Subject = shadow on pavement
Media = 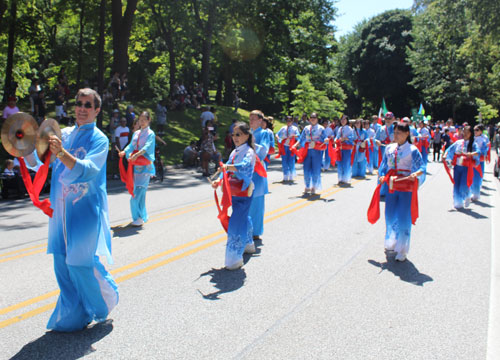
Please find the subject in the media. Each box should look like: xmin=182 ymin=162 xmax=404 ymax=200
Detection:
xmin=448 ymin=208 xmax=489 ymax=219
xmin=10 ymin=320 xmax=114 ymax=360
xmin=367 ymin=253 xmax=433 ymax=286
xmin=472 ymin=199 xmax=493 ymax=208
xmin=197 ymin=267 xmax=247 ymax=300
xmin=111 ymin=224 xmax=143 ymax=237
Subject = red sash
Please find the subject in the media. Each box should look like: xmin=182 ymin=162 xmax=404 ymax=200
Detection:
xmin=327 ymin=141 xmax=336 ymax=165
xmin=367 ymin=169 xmax=419 ymax=225
xmin=443 ymin=154 xmax=477 ymax=187
xmin=487 ymin=143 xmax=491 ymax=163
xmin=119 ymin=150 xmax=152 ymax=197
xmin=18 ymin=153 xmax=53 ymax=217
xmin=254 ymin=156 xmax=267 ymax=177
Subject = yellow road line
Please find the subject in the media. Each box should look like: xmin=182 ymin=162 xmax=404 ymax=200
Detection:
xmin=0 ymin=178 xmax=359 ymax=327
xmin=0 ymin=248 xmax=47 ymax=264
xmin=0 ymin=244 xmax=46 ymax=258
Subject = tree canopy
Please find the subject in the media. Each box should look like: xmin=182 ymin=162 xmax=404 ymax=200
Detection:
xmin=0 ymin=0 xmax=498 ymax=123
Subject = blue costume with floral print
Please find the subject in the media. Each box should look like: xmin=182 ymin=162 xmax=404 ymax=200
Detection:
xmin=224 ymin=143 xmax=255 ymax=267
xmin=249 ymin=127 xmax=270 ymax=237
xmin=378 ymin=142 xmax=425 ymax=260
xmin=29 ymin=123 xmax=119 ymax=332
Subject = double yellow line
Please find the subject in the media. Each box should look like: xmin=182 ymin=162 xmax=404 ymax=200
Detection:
xmin=0 ymin=180 xmax=360 ymax=329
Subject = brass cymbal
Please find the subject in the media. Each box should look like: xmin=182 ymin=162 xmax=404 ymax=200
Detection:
xmin=36 ymin=118 xmax=62 ymax=163
xmin=1 ymin=112 xmax=38 ymax=157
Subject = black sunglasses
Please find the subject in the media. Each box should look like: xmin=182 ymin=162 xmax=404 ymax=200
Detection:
xmin=232 ymin=132 xmax=244 ymax=137
xmin=75 ymin=101 xmax=94 ymax=109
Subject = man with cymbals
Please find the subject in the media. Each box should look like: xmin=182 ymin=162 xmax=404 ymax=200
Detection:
xmin=26 ymin=88 xmax=118 ymax=332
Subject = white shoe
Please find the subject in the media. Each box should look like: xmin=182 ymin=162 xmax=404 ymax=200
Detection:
xmin=131 ymin=218 xmax=144 ymax=226
xmin=225 ymin=259 xmax=243 ymax=270
xmin=311 ymin=188 xmax=316 ymax=195
xmin=244 ymin=243 xmax=256 ymax=254
xmin=464 ymin=197 xmax=471 ymax=208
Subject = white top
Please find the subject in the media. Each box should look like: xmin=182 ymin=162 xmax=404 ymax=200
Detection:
xmin=114 ymin=126 xmax=130 ymax=150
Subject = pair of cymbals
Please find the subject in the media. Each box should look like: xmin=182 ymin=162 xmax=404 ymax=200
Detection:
xmin=1 ymin=112 xmax=61 ymax=162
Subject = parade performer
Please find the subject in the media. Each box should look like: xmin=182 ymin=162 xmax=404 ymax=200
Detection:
xmin=275 ymin=115 xmax=299 ymax=182
xmin=262 ymin=117 xmax=275 ymax=170
xmin=367 ymin=122 xmax=425 ymax=262
xmin=375 ymin=112 xmax=396 ymax=195
xmin=471 ymin=124 xmax=490 ymax=201
xmin=26 ymin=88 xmax=118 ymax=331
xmin=335 ymin=115 xmax=355 ymax=185
xmin=370 ymin=115 xmax=381 ymax=169
xmin=415 ymin=121 xmax=430 ymax=166
xmin=212 ymin=122 xmax=256 ymax=270
xmin=443 ymin=126 xmax=479 ymax=209
xmin=322 ymin=119 xmax=335 ymax=171
xmin=364 ymin=120 xmax=376 ymax=174
xmin=292 ymin=112 xmax=327 ymax=194
xmin=248 ymin=110 xmax=270 ymax=241
xmin=352 ymin=119 xmax=368 ymax=178
xmin=119 ymin=111 xmax=156 ymax=226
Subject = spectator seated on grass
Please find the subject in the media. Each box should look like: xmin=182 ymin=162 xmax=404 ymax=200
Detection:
xmin=183 ymin=141 xmax=199 ymax=167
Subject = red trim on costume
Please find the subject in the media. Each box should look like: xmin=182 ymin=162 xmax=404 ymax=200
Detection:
xmin=214 ymin=162 xmax=231 ymax=232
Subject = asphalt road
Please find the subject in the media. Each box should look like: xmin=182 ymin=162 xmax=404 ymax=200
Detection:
xmin=0 ymin=156 xmax=498 ymax=360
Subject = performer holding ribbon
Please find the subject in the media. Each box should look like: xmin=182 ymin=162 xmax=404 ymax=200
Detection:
xmin=212 ymin=122 xmax=256 ymax=270
xmin=334 ymin=115 xmax=355 ymax=185
xmin=471 ymin=124 xmax=490 ymax=201
xmin=248 ymin=110 xmax=270 ymax=241
xmin=275 ymin=115 xmax=300 ymax=182
xmin=119 ymin=111 xmax=156 ymax=226
xmin=26 ymin=88 xmax=118 ymax=331
xmin=262 ymin=117 xmax=275 ymax=170
xmin=416 ymin=120 xmax=431 ymax=166
xmin=367 ymin=121 xmax=425 ymax=262
xmin=352 ymin=118 xmax=368 ymax=178
xmin=292 ymin=112 xmax=327 ymax=194
xmin=364 ymin=119 xmax=376 ymax=175
xmin=375 ymin=112 xmax=396 ymax=196
xmin=322 ymin=119 xmax=336 ymax=171
xmin=443 ymin=125 xmax=479 ymax=209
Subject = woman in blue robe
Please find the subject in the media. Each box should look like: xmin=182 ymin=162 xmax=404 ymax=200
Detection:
xmin=352 ymin=119 xmax=368 ymax=178
xmin=275 ymin=116 xmax=300 ymax=182
xmin=213 ymin=122 xmax=256 ymax=270
xmin=445 ymin=126 xmax=479 ymax=209
xmin=292 ymin=112 xmax=327 ymax=194
xmin=471 ymin=124 xmax=489 ymax=201
xmin=364 ymin=120 xmax=377 ymax=174
xmin=119 ymin=111 xmax=156 ymax=226
xmin=378 ymin=122 xmax=425 ymax=261
xmin=335 ymin=116 xmax=355 ymax=185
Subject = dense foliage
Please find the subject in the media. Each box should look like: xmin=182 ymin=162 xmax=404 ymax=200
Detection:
xmin=0 ymin=0 xmax=498 ymax=122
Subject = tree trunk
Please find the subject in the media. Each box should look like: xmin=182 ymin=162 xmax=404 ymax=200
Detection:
xmin=76 ymin=2 xmax=85 ymax=89
xmin=193 ymin=0 xmax=216 ymax=99
xmin=166 ymin=29 xmax=176 ymax=97
xmin=111 ymin=0 xmax=138 ymax=75
xmin=223 ymin=55 xmax=233 ymax=106
xmin=97 ymin=0 xmax=106 ymax=129
xmin=2 ymin=0 xmax=16 ymax=102
xmin=215 ymin=70 xmax=223 ymax=105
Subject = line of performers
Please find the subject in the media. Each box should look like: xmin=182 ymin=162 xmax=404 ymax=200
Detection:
xmin=213 ymin=111 xmax=492 ymax=270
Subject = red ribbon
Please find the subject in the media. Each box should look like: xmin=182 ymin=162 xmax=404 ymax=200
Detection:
xmin=327 ymin=141 xmax=336 ymax=165
xmin=18 ymin=152 xmax=53 ymax=217
xmin=214 ymin=162 xmax=231 ymax=232
xmin=254 ymin=157 xmax=267 ymax=177
xmin=487 ymin=143 xmax=491 ymax=163
xmin=445 ymin=154 xmax=476 ymax=187
xmin=119 ymin=150 xmax=152 ymax=197
xmin=442 ymin=158 xmax=455 ymax=184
